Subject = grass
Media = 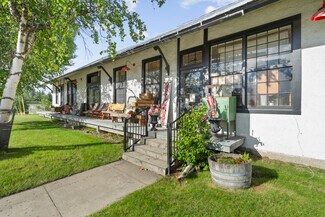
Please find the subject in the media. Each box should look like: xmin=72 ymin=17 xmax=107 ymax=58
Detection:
xmin=91 ymin=158 xmax=325 ymax=217
xmin=0 ymin=115 xmax=123 ymax=197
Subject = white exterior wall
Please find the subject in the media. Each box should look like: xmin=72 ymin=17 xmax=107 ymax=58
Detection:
xmin=207 ymin=0 xmax=325 ymax=164
xmin=100 ymin=39 xmax=178 ymax=118
xmin=180 ymin=30 xmax=204 ymax=51
xmin=53 ymin=0 xmax=325 ymax=166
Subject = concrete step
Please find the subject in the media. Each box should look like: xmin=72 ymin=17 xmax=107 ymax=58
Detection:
xmin=135 ymin=145 xmax=167 ymax=161
xmin=142 ymin=137 xmax=167 ymax=150
xmin=122 ymin=152 xmax=167 ymax=176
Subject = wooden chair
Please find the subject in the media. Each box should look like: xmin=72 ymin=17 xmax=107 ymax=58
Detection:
xmin=92 ymin=103 xmax=109 ymax=118
xmin=83 ymin=103 xmax=99 ymax=116
xmin=102 ymin=103 xmax=129 ymax=122
xmin=100 ymin=104 xmax=111 ymax=120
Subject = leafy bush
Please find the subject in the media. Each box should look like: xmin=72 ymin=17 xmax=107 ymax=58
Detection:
xmin=175 ymin=106 xmax=211 ymax=166
xmin=213 ymin=152 xmax=251 ymax=164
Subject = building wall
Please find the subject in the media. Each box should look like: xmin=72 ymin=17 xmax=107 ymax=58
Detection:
xmin=52 ymin=0 xmax=325 ymax=166
xmin=180 ymin=30 xmax=204 ymax=51
xmin=207 ymin=0 xmax=325 ymax=163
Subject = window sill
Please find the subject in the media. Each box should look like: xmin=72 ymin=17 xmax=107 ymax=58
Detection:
xmin=236 ymin=108 xmax=301 ymax=115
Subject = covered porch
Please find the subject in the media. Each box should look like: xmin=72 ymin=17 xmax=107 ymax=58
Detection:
xmin=37 ymin=111 xmax=168 ymax=139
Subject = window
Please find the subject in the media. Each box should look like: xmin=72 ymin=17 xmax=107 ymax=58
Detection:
xmin=143 ymin=57 xmax=162 ymax=104
xmin=209 ymin=15 xmax=300 ymax=114
xmin=60 ymin=84 xmax=64 ymax=105
xmin=67 ymin=82 xmax=71 ymax=105
xmin=246 ymin=25 xmax=293 ymax=107
xmin=182 ymin=51 xmax=203 ymax=67
xmin=211 ymin=39 xmax=244 ymax=107
xmin=55 ymin=86 xmax=59 ymax=105
xmin=114 ymin=69 xmax=126 ymax=104
xmin=87 ymin=72 xmax=100 ymax=108
xmin=67 ymin=81 xmax=77 ymax=106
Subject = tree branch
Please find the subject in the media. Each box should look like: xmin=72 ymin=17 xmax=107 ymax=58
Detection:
xmin=8 ymin=0 xmax=20 ymax=21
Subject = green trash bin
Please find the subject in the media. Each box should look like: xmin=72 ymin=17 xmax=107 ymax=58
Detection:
xmin=0 ymin=109 xmax=15 ymax=151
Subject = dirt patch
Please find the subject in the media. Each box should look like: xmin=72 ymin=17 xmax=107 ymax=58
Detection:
xmin=251 ymin=184 xmax=269 ymax=192
xmin=78 ymin=128 xmax=123 ymax=143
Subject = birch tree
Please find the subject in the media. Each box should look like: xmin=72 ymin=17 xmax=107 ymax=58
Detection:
xmin=0 ymin=0 xmax=165 ymax=122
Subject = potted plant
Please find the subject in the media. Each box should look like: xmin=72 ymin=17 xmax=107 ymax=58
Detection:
xmin=208 ymin=152 xmax=252 ymax=189
xmin=202 ymin=94 xmax=252 ymax=189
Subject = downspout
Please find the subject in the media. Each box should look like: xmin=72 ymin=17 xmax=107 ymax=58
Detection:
xmin=97 ymin=65 xmax=112 ymax=84
xmin=153 ymin=46 xmax=170 ymax=76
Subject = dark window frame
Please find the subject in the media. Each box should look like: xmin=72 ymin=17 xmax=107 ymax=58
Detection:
xmin=113 ymin=66 xmax=127 ymax=104
xmin=67 ymin=80 xmax=77 ymax=106
xmin=207 ymin=14 xmax=301 ymax=115
xmin=55 ymin=86 xmax=60 ymax=105
xmin=86 ymin=71 xmax=101 ymax=108
xmin=67 ymin=81 xmax=71 ymax=105
xmin=179 ymin=46 xmax=208 ymax=112
xmin=60 ymin=84 xmax=64 ymax=106
xmin=179 ymin=45 xmax=205 ymax=71
xmin=142 ymin=56 xmax=163 ymax=104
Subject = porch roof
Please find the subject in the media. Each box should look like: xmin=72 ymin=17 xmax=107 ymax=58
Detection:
xmin=56 ymin=0 xmax=278 ymax=80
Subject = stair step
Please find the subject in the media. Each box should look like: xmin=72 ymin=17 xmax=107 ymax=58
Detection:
xmin=122 ymin=152 xmax=167 ymax=176
xmin=135 ymin=145 xmax=167 ymax=161
xmin=142 ymin=138 xmax=167 ymax=149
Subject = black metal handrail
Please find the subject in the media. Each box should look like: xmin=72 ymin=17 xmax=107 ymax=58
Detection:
xmin=123 ymin=109 xmax=148 ymax=152
xmin=166 ymin=106 xmax=197 ymax=175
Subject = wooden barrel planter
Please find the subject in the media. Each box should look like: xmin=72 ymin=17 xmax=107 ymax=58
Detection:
xmin=208 ymin=153 xmax=252 ymax=189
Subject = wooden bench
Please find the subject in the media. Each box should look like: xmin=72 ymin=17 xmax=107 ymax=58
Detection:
xmin=101 ymin=103 xmax=130 ymax=122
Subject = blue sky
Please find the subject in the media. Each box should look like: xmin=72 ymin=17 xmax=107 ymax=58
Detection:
xmin=66 ymin=0 xmax=238 ymax=72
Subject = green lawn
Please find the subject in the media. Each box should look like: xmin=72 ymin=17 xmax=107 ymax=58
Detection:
xmin=0 ymin=115 xmax=123 ymax=197
xmin=92 ymin=158 xmax=325 ymax=217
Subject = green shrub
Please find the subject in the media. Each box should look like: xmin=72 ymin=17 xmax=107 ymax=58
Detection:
xmin=175 ymin=106 xmax=211 ymax=166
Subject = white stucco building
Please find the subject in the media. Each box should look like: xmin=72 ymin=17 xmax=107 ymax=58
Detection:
xmin=52 ymin=0 xmax=325 ymax=169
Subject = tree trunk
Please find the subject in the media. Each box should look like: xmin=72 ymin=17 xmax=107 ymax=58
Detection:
xmin=0 ymin=7 xmax=33 ymax=123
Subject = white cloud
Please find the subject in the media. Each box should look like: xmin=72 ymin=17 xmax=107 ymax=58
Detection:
xmin=125 ymin=0 xmax=138 ymax=12
xmin=205 ymin=5 xmax=216 ymax=14
xmin=180 ymin=0 xmax=238 ymax=9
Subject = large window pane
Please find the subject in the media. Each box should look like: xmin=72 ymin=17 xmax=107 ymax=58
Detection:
xmin=211 ymin=38 xmax=243 ymax=107
xmin=182 ymin=51 xmax=202 ymax=67
xmin=87 ymin=72 xmax=100 ymax=107
xmin=144 ymin=59 xmax=162 ymax=103
xmin=246 ymin=24 xmax=293 ymax=108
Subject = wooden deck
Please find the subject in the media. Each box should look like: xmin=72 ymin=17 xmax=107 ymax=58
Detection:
xmin=38 ymin=112 xmax=167 ymax=139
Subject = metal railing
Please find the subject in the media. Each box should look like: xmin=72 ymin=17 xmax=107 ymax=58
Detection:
xmin=166 ymin=107 xmax=195 ymax=175
xmin=123 ymin=109 xmax=148 ymax=152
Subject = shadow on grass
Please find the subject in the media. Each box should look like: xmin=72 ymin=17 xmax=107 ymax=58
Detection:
xmin=251 ymin=165 xmax=278 ymax=187
xmin=0 ymin=141 xmax=121 ymax=160
xmin=12 ymin=121 xmax=62 ymax=131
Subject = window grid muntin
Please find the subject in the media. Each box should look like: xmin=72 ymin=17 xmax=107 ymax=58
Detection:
xmin=211 ymin=38 xmax=244 ymax=107
xmin=246 ymin=25 xmax=293 ymax=108
xmin=182 ymin=51 xmax=203 ymax=67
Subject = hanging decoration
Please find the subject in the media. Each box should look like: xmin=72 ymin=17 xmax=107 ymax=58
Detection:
xmin=311 ymin=0 xmax=325 ymax=21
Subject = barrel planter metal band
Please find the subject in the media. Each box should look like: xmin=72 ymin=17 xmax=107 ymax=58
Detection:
xmin=208 ymin=153 xmax=252 ymax=189
xmin=0 ymin=109 xmax=16 ymax=151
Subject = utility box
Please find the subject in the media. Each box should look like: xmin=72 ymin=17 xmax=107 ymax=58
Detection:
xmin=216 ymin=96 xmax=236 ymax=121
xmin=215 ymin=96 xmax=236 ymax=139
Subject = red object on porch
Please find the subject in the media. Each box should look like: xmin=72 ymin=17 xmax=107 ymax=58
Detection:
xmin=121 ymin=66 xmax=130 ymax=71
xmin=311 ymin=0 xmax=325 ymax=21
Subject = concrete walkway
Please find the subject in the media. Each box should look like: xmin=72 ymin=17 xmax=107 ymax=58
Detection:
xmin=0 ymin=160 xmax=161 ymax=217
